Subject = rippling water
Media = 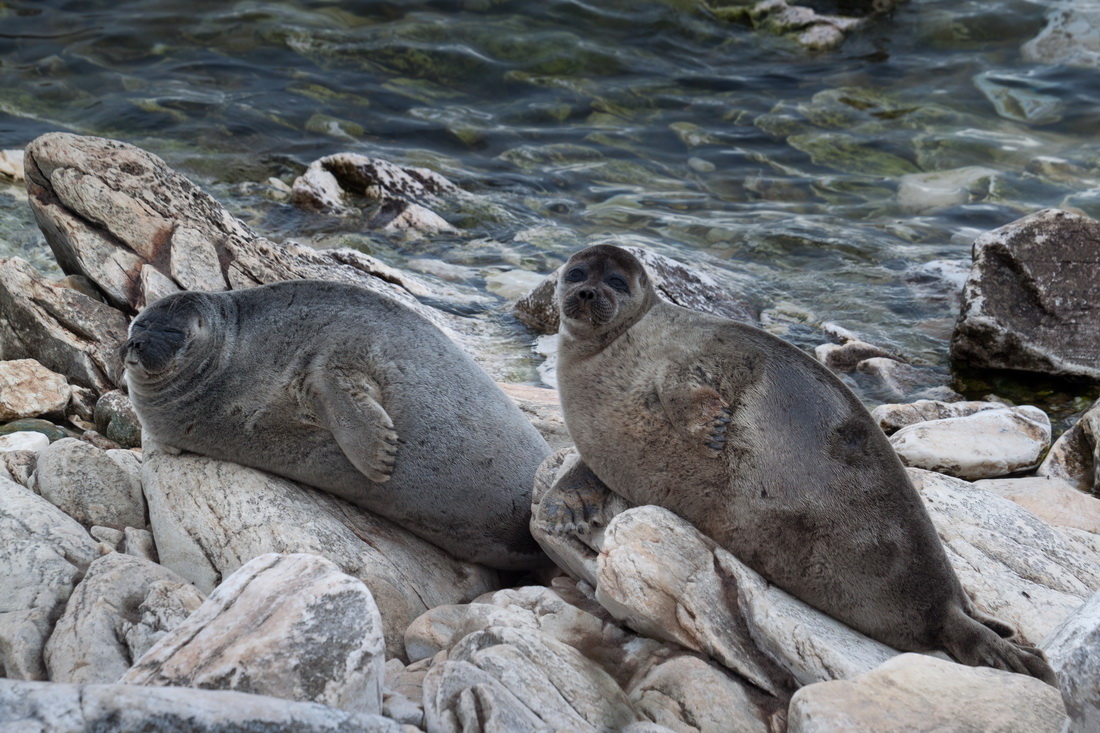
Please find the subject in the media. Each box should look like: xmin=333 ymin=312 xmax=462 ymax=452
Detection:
xmin=2 ymin=0 xmax=1097 ymax=414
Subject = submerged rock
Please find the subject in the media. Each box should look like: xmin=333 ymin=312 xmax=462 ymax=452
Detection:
xmin=1022 ymin=0 xmax=1100 ymax=69
xmin=951 ymin=208 xmax=1100 ymax=380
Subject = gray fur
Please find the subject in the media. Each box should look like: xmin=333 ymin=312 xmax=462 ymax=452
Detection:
xmin=554 ymin=244 xmax=1055 ymax=684
xmin=123 ymin=279 xmax=550 ymax=570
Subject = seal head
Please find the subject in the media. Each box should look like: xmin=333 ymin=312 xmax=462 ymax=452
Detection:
xmin=557 ymin=244 xmax=657 ymax=350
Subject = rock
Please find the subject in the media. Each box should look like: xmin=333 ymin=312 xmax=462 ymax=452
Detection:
xmin=422 ymin=659 xmax=553 ymax=732
xmin=514 ymin=245 xmax=756 ymax=335
xmin=44 ymin=552 xmax=204 ymax=684
xmin=950 ymin=208 xmax=1100 ymax=379
xmin=0 ymin=359 xmax=71 ymax=420
xmin=897 ymin=166 xmax=1001 ymax=214
xmin=1022 ymin=0 xmax=1100 ymax=69
xmin=1042 ymin=590 xmax=1100 ymax=733
xmin=814 ymin=338 xmax=895 ymax=372
xmin=889 ymin=406 xmax=1051 ymax=480
xmin=872 ymin=399 xmax=1011 ymax=434
xmin=485 ymin=268 xmax=545 ymax=300
xmin=909 ymin=468 xmax=1100 ymax=643
xmin=854 ymin=357 xmax=947 ymax=402
xmin=0 ymin=149 xmax=24 ymax=182
xmin=497 ymin=383 xmax=571 ymax=452
xmin=973 ymin=476 xmax=1100 ymax=534
xmin=0 ymin=417 xmax=75 ymax=442
xmin=0 ymin=257 xmax=129 ymax=393
xmin=1038 ymin=397 xmax=1100 ymax=492
xmin=0 ymin=449 xmax=37 ymax=486
xmin=140 ymin=448 xmax=498 ymax=659
xmin=404 ymin=605 xmax=469 ymax=664
xmin=32 ymin=437 xmax=145 ymax=530
xmin=122 ymin=553 xmax=385 ymax=715
xmin=0 ymin=678 xmax=405 ymax=732
xmin=92 ymin=389 xmax=142 ymax=448
xmin=0 ymin=430 xmax=50 ymax=453
xmin=787 ymin=653 xmax=1066 ymax=733
xmin=0 ymin=476 xmax=103 ymax=679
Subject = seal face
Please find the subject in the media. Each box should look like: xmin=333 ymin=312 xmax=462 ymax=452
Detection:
xmin=124 ymin=280 xmax=551 ymax=570
xmin=554 ymin=244 xmax=1055 ymax=684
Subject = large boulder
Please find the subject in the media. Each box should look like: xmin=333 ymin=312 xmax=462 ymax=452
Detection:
xmin=950 ymin=208 xmax=1100 ymax=379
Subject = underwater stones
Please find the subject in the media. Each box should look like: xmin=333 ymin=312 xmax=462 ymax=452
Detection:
xmin=1022 ymin=0 xmax=1100 ymax=69
xmin=973 ymin=71 xmax=1064 ymax=126
xmin=951 ymin=208 xmax=1100 ymax=379
xmin=897 ymin=167 xmax=1000 ymax=214
xmin=788 ymin=131 xmax=919 ymax=177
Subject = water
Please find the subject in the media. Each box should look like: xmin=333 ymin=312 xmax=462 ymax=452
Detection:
xmin=2 ymin=0 xmax=1098 ymax=419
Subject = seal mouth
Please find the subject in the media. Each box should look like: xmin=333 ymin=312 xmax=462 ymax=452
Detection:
xmin=561 ymin=291 xmax=617 ymax=325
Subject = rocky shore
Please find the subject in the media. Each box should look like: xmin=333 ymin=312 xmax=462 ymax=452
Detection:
xmin=1 ymin=133 xmax=1099 ymax=732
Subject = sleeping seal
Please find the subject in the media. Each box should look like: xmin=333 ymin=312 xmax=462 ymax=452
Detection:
xmin=123 ymin=279 xmax=550 ymax=570
xmin=552 ymin=244 xmax=1055 ymax=683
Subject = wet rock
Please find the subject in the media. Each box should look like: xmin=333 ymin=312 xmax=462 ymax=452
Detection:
xmin=973 ymin=71 xmax=1063 ymax=126
xmin=909 ymin=468 xmax=1100 ymax=643
xmin=31 ymin=437 xmax=145 ymax=530
xmin=974 ymin=477 xmax=1100 ymax=534
xmin=485 ymin=268 xmax=545 ymax=300
xmin=122 ymin=553 xmax=385 ymax=715
xmin=902 ymin=258 xmax=970 ymax=310
xmin=788 ymin=653 xmax=1066 ymax=733
xmin=1037 ymin=397 xmax=1099 ymax=492
xmin=889 ymin=406 xmax=1051 ymax=480
xmin=872 ymin=399 xmax=1015 ymax=434
xmin=140 ymin=447 xmax=498 ymax=659
xmin=0 ymin=257 xmax=129 ymax=394
xmin=93 ymin=389 xmax=142 ymax=449
xmin=1022 ymin=0 xmax=1100 ymax=69
xmin=814 ymin=338 xmax=895 ymax=372
xmin=1042 ymin=589 xmax=1100 ymax=733
xmin=0 ymin=678 xmax=405 ymax=732
xmin=897 ymin=166 xmax=1000 ymax=214
xmin=44 ymin=552 xmax=203 ymax=684
xmin=0 ymin=417 xmax=76 ymax=442
xmin=950 ymin=208 xmax=1100 ymax=380
xmin=515 ymin=245 xmax=756 ymax=335
xmin=0 ymin=431 xmax=50 ymax=453
xmin=723 ymin=0 xmax=877 ymax=51
xmin=0 ymin=477 xmax=102 ymax=680
xmin=854 ymin=358 xmax=947 ymax=402
xmin=0 ymin=359 xmax=71 ymax=421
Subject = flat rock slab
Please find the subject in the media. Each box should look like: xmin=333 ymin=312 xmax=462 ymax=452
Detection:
xmin=951 ymin=208 xmax=1100 ymax=379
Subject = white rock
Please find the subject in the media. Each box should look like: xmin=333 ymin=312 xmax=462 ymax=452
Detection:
xmin=871 ymin=399 xmax=1008 ymax=434
xmin=0 ymin=476 xmax=102 ymax=679
xmin=423 ymin=659 xmax=553 ymax=732
xmin=0 ymin=358 xmax=71 ymax=420
xmin=0 ymin=149 xmax=24 ymax=182
xmin=44 ymin=551 xmax=204 ymax=684
xmin=141 ymin=448 xmax=498 ymax=659
xmin=910 ymin=468 xmax=1100 ymax=643
xmin=404 ymin=604 xmax=468 ymax=663
xmin=32 ymin=437 xmax=145 ymax=530
xmin=0 ymin=678 xmax=405 ymax=732
xmin=974 ymin=476 xmax=1100 ymax=534
xmin=897 ymin=166 xmax=999 ymax=214
xmin=1042 ymin=589 xmax=1100 ymax=733
xmin=0 ymin=430 xmax=50 ymax=453
xmin=123 ymin=553 xmax=385 ymax=715
xmin=788 ymin=653 xmax=1066 ymax=733
xmin=889 ymin=406 xmax=1051 ymax=479
xmin=1038 ymin=397 xmax=1099 ymax=492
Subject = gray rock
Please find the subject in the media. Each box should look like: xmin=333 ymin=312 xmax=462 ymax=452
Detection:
xmin=0 ymin=449 xmax=37 ymax=486
xmin=1042 ymin=590 xmax=1100 ymax=733
xmin=871 ymin=399 xmax=1010 ymax=434
xmin=423 ymin=659 xmax=553 ymax=732
xmin=951 ymin=208 xmax=1100 ymax=379
xmin=122 ymin=553 xmax=385 ymax=715
xmin=93 ymin=390 xmax=142 ymax=448
xmin=0 ymin=476 xmax=103 ymax=679
xmin=1038 ymin=397 xmax=1100 ymax=492
xmin=814 ymin=338 xmax=895 ymax=372
xmin=787 ymin=653 xmax=1066 ymax=733
xmin=32 ymin=437 xmax=145 ymax=530
xmin=0 ymin=678 xmax=405 ymax=732
xmin=140 ymin=447 xmax=498 ymax=659
xmin=1022 ymin=0 xmax=1100 ymax=69
xmin=0 ymin=257 xmax=129 ymax=393
xmin=0 ymin=358 xmax=71 ymax=420
xmin=44 ymin=551 xmax=203 ymax=684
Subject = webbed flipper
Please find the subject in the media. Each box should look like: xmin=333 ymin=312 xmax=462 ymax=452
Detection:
xmin=311 ymin=368 xmax=399 ymax=484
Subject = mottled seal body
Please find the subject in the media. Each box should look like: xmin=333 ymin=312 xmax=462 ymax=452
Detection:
xmin=554 ymin=244 xmax=1054 ymax=683
xmin=124 ymin=279 xmax=550 ymax=570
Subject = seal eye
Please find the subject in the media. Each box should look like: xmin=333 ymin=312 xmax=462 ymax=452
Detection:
xmin=606 ymin=276 xmax=629 ymax=292
xmin=565 ymin=267 xmax=586 ymax=282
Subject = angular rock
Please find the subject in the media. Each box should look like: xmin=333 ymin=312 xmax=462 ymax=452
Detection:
xmin=122 ymin=553 xmax=385 ymax=715
xmin=0 ymin=678 xmax=405 ymax=732
xmin=0 ymin=358 xmax=71 ymax=420
xmin=787 ymin=653 xmax=1066 ymax=733
xmin=1038 ymin=397 xmax=1100 ymax=492
xmin=871 ymin=399 xmax=1011 ymax=434
xmin=141 ymin=448 xmax=498 ymax=659
xmin=909 ymin=468 xmax=1100 ymax=643
xmin=44 ymin=552 xmax=203 ymax=684
xmin=1042 ymin=589 xmax=1100 ymax=733
xmin=950 ymin=208 xmax=1100 ymax=379
xmin=0 ymin=477 xmax=103 ymax=679
xmin=32 ymin=437 xmax=145 ymax=530
xmin=974 ymin=476 xmax=1100 ymax=534
xmin=0 ymin=257 xmax=129 ymax=393
xmin=1022 ymin=0 xmax=1100 ymax=69
xmin=889 ymin=406 xmax=1051 ymax=480
xmin=514 ymin=245 xmax=756 ymax=335
xmin=0 ymin=449 xmax=37 ymax=486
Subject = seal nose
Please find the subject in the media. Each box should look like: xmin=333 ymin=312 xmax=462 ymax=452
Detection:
xmin=578 ymin=288 xmax=596 ymax=301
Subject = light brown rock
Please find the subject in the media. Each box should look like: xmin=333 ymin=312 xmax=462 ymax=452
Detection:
xmin=974 ymin=476 xmax=1100 ymax=534
xmin=0 ymin=359 xmax=71 ymax=421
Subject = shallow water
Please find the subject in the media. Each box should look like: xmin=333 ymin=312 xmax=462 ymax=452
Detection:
xmin=1 ymin=0 xmax=1098 ymax=418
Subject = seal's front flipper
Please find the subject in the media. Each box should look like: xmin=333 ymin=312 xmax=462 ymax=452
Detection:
xmin=311 ymin=369 xmax=399 ymax=484
xmin=657 ymin=377 xmax=732 ymax=457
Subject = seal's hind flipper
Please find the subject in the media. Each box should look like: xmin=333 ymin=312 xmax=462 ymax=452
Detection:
xmin=940 ymin=605 xmax=1058 ymax=686
xmin=311 ymin=368 xmax=399 ymax=484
